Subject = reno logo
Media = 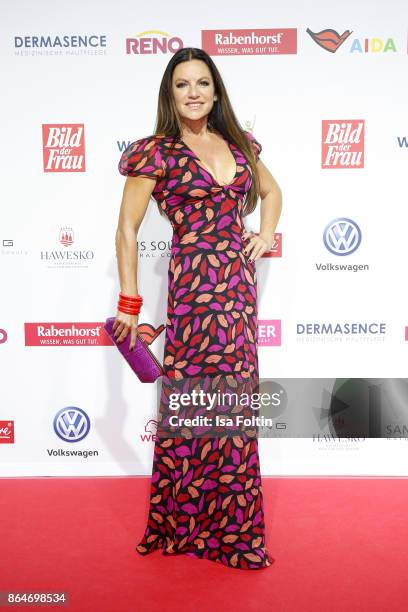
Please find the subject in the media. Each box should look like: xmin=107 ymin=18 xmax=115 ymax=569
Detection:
xmin=323 ymin=218 xmax=362 ymax=256
xmin=322 ymin=120 xmax=364 ymax=168
xmin=0 ymin=420 xmax=14 ymax=443
xmin=53 ymin=407 xmax=91 ymax=442
xmin=258 ymin=320 xmax=281 ymax=346
xmin=140 ymin=419 xmax=159 ymax=442
xmin=42 ymin=124 xmax=86 ymax=172
xmin=126 ymin=30 xmax=183 ymax=54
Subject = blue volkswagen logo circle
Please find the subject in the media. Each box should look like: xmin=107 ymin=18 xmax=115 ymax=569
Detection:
xmin=53 ymin=406 xmax=91 ymax=442
xmin=323 ymin=218 xmax=361 ymax=256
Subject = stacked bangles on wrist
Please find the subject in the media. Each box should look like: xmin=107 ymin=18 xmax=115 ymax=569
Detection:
xmin=117 ymin=291 xmax=143 ymax=315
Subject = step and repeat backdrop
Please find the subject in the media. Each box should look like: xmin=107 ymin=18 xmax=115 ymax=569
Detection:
xmin=1 ymin=0 xmax=407 ymax=476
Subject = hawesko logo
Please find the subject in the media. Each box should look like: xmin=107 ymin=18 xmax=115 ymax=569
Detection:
xmin=322 ymin=120 xmax=364 ymax=168
xmin=53 ymin=407 xmax=90 ymax=442
xmin=40 ymin=227 xmax=95 ymax=269
xmin=42 ymin=124 xmax=86 ymax=172
xmin=0 ymin=328 xmax=8 ymax=344
xmin=126 ymin=31 xmax=183 ymax=54
xmin=323 ymin=218 xmax=361 ymax=256
xmin=258 ymin=320 xmax=281 ymax=346
xmin=140 ymin=419 xmax=159 ymax=442
xmin=60 ymin=227 xmax=74 ymax=247
xmin=24 ymin=322 xmax=110 ymax=346
xmin=202 ymin=29 xmax=297 ymax=55
xmin=0 ymin=421 xmax=14 ymax=444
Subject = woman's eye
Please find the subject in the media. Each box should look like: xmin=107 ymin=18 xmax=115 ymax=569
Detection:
xmin=176 ymin=81 xmax=210 ymax=88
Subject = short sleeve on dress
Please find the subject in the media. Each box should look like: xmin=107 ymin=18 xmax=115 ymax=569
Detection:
xmin=118 ymin=136 xmax=165 ymax=180
xmin=244 ymin=130 xmax=262 ymax=162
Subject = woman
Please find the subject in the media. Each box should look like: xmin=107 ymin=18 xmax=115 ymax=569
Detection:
xmin=114 ymin=47 xmax=282 ymax=570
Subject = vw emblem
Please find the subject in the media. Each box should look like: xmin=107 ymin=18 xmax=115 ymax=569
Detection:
xmin=53 ymin=406 xmax=90 ymax=442
xmin=323 ymin=218 xmax=361 ymax=256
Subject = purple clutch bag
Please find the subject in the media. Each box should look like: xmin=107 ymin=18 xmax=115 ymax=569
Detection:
xmin=104 ymin=317 xmax=164 ymax=383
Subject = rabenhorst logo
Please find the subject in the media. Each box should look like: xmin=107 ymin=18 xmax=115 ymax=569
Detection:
xmin=0 ymin=421 xmax=14 ymax=444
xmin=14 ymin=34 xmax=107 ymax=56
xmin=140 ymin=419 xmax=159 ymax=442
xmin=258 ymin=320 xmax=281 ymax=346
xmin=297 ymin=322 xmax=386 ymax=343
xmin=202 ymin=28 xmax=297 ymax=55
xmin=126 ymin=30 xmax=183 ymax=54
xmin=42 ymin=124 xmax=86 ymax=172
xmin=307 ymin=28 xmax=397 ymax=53
xmin=25 ymin=322 xmax=110 ymax=346
xmin=322 ymin=120 xmax=364 ymax=168
xmin=40 ymin=227 xmax=95 ymax=269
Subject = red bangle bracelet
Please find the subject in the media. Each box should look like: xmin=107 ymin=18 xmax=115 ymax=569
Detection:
xmin=119 ymin=292 xmax=143 ymax=302
xmin=118 ymin=297 xmax=143 ymax=305
xmin=117 ymin=304 xmax=142 ymax=315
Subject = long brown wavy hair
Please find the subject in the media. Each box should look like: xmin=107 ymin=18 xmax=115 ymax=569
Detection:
xmin=151 ymin=47 xmax=261 ymax=217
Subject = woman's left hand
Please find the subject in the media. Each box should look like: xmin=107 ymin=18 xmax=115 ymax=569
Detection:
xmin=242 ymin=230 xmax=274 ymax=262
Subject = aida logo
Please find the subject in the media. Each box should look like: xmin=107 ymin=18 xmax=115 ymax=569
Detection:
xmin=258 ymin=320 xmax=281 ymax=346
xmin=126 ymin=30 xmax=183 ymax=54
xmin=140 ymin=419 xmax=159 ymax=442
xmin=307 ymin=28 xmax=396 ymax=54
xmin=349 ymin=37 xmax=397 ymax=53
xmin=0 ymin=420 xmax=14 ymax=443
xmin=306 ymin=28 xmax=352 ymax=52
xmin=322 ymin=120 xmax=364 ymax=168
xmin=42 ymin=124 xmax=86 ymax=172
xmin=0 ymin=328 xmax=7 ymax=344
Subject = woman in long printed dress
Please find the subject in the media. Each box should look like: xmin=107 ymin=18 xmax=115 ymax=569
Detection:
xmin=114 ymin=47 xmax=282 ymax=570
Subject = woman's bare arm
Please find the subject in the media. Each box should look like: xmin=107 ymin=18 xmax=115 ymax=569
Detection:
xmin=243 ymin=159 xmax=283 ymax=261
xmin=113 ymin=176 xmax=156 ymax=349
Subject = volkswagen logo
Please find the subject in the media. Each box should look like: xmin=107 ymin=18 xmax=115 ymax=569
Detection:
xmin=53 ymin=406 xmax=90 ymax=442
xmin=323 ymin=218 xmax=361 ymax=255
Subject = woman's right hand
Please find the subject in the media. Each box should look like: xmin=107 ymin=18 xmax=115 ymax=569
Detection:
xmin=112 ymin=311 xmax=139 ymax=350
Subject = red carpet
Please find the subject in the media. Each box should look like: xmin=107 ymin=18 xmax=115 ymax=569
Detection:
xmin=1 ymin=477 xmax=407 ymax=611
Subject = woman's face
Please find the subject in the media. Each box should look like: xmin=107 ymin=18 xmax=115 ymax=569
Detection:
xmin=171 ymin=59 xmax=216 ymax=127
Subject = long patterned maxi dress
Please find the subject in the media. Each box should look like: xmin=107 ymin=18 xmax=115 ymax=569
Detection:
xmin=118 ymin=130 xmax=274 ymax=570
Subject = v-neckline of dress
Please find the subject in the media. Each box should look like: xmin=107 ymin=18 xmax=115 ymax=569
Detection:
xmin=178 ymin=133 xmax=238 ymax=188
